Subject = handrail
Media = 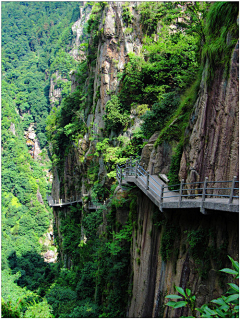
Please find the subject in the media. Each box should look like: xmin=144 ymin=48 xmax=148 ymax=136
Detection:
xmin=116 ymin=160 xmax=239 ymax=213
xmin=47 ymin=194 xmax=104 ymax=210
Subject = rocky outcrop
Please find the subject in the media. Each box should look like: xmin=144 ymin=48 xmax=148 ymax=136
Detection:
xmin=9 ymin=122 xmax=16 ymax=135
xmin=91 ymin=2 xmax=143 ymax=135
xmin=37 ymin=188 xmax=44 ymax=205
xmin=49 ymin=71 xmax=68 ymax=107
xmin=69 ymin=5 xmax=92 ymax=61
xmin=179 ymin=42 xmax=239 ymax=184
xmin=24 ymin=123 xmax=41 ymax=159
xmin=53 ymin=2 xmax=144 ymax=200
xmin=140 ymin=132 xmax=175 ymax=175
xmin=40 ymin=223 xmax=58 ymax=263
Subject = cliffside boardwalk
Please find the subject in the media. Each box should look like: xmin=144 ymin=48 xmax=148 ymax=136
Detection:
xmin=47 ymin=195 xmax=102 ymax=210
xmin=116 ymin=159 xmax=239 ymax=214
xmin=47 ymin=160 xmax=239 ymax=214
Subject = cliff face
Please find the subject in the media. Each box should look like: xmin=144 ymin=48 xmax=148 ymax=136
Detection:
xmin=179 ymin=42 xmax=239 ymax=183
xmin=128 ymin=41 xmax=239 ymax=317
xmin=50 ymin=2 xmax=239 ymax=317
xmin=128 ymin=193 xmax=238 ymax=318
xmin=141 ymin=42 xmax=239 ymax=183
xmin=89 ymin=2 xmax=142 ymax=134
xmin=52 ymin=2 xmax=143 ymax=200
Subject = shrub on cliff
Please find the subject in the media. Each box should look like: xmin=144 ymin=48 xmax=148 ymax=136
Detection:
xmin=104 ymin=95 xmax=130 ymax=133
xmin=141 ymin=92 xmax=180 ymax=139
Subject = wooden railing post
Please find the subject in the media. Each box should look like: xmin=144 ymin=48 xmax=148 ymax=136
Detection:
xmin=146 ymin=172 xmax=150 ymax=190
xmin=201 ymin=177 xmax=208 ymax=214
xmin=179 ymin=179 xmax=184 ymax=202
xmin=229 ymin=176 xmax=237 ymax=204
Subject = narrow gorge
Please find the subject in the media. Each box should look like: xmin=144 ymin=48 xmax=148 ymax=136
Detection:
xmin=2 ymin=2 xmax=239 ymax=318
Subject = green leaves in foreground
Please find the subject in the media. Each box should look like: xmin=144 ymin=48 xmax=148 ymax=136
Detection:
xmin=166 ymin=286 xmax=196 ymax=316
xmin=166 ymin=256 xmax=239 ymax=318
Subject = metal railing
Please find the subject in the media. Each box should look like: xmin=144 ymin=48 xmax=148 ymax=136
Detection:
xmin=116 ymin=159 xmax=239 ymax=206
xmin=47 ymin=195 xmax=106 ymax=210
xmin=47 ymin=195 xmax=83 ymax=207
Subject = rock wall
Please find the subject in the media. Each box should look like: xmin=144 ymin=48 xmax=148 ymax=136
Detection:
xmin=91 ymin=1 xmax=142 ymax=135
xmin=179 ymin=42 xmax=239 ymax=183
xmin=69 ymin=5 xmax=92 ymax=61
xmin=128 ymin=191 xmax=239 ymax=318
xmin=24 ymin=122 xmax=42 ymax=159
xmin=49 ymin=71 xmax=68 ymax=107
xmin=140 ymin=42 xmax=239 ymax=185
xmin=52 ymin=2 xmax=144 ymax=201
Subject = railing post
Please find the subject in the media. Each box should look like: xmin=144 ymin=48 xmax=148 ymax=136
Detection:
xmin=201 ymin=177 xmax=208 ymax=214
xmin=159 ymin=185 xmax=164 ymax=212
xmin=229 ymin=176 xmax=237 ymax=204
xmin=146 ymin=172 xmax=149 ymax=190
xmin=126 ymin=160 xmax=129 ymax=176
xmin=120 ymin=168 xmax=122 ymax=186
xmin=130 ymin=156 xmax=133 ymax=175
xmin=179 ymin=179 xmax=184 ymax=202
xmin=135 ymin=161 xmax=138 ymax=179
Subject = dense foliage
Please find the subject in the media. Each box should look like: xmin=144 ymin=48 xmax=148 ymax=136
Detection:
xmin=1 ymin=2 xmax=83 ymax=317
xmin=1 ymin=1 xmax=80 ymax=147
xmin=45 ymin=190 xmax=136 ymax=317
xmin=1 ymin=79 xmax=56 ymax=317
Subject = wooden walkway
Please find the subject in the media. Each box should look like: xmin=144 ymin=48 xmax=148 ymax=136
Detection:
xmin=117 ymin=161 xmax=239 ymax=215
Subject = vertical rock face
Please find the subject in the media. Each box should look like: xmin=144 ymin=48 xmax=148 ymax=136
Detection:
xmin=179 ymin=42 xmax=239 ymax=183
xmin=49 ymin=71 xmax=68 ymax=107
xmin=92 ymin=2 xmax=142 ymax=135
xmin=69 ymin=5 xmax=92 ymax=61
xmin=128 ymin=192 xmax=239 ymax=318
xmin=53 ymin=2 xmax=144 ymax=200
xmin=24 ymin=123 xmax=41 ymax=159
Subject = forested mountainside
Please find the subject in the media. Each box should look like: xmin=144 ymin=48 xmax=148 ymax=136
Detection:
xmin=2 ymin=1 xmax=239 ymax=318
xmin=1 ymin=2 xmax=87 ymax=317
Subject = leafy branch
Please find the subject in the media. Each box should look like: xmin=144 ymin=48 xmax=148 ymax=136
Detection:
xmin=166 ymin=256 xmax=239 ymax=317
